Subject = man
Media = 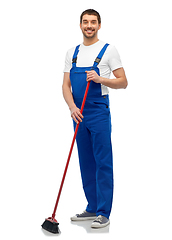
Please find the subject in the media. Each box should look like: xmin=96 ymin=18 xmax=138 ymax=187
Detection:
xmin=62 ymin=9 xmax=127 ymax=228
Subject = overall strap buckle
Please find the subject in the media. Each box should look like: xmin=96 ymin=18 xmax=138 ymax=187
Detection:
xmin=94 ymin=57 xmax=101 ymax=64
xmin=93 ymin=43 xmax=109 ymax=68
xmin=72 ymin=58 xmax=77 ymax=63
xmin=72 ymin=45 xmax=80 ymax=67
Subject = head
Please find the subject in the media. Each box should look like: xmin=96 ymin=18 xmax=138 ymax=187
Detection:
xmin=80 ymin=9 xmax=101 ymax=40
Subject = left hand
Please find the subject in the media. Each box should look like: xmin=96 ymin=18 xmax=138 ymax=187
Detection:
xmin=86 ymin=70 xmax=101 ymax=83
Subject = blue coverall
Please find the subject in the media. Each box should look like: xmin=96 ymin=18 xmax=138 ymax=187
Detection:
xmin=70 ymin=44 xmax=113 ymax=219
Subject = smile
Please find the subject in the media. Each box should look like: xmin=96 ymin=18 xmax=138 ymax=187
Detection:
xmin=85 ymin=29 xmax=95 ymax=34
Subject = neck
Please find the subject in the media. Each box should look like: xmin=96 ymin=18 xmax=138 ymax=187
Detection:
xmin=83 ymin=36 xmax=99 ymax=46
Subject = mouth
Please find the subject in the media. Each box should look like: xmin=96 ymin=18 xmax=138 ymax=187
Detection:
xmin=85 ymin=29 xmax=95 ymax=34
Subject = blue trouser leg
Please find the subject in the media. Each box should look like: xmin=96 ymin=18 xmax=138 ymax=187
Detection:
xmin=74 ymin=98 xmax=114 ymax=219
xmin=91 ymin=130 xmax=113 ymax=219
xmin=74 ymin=120 xmax=97 ymax=213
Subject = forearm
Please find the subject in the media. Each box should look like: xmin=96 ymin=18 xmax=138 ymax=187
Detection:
xmin=62 ymin=84 xmax=76 ymax=110
xmin=100 ymin=76 xmax=128 ymax=89
xmin=62 ymin=79 xmax=83 ymax=124
xmin=86 ymin=68 xmax=128 ymax=89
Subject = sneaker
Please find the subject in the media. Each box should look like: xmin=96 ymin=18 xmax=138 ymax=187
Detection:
xmin=71 ymin=210 xmax=97 ymax=221
xmin=91 ymin=215 xmax=110 ymax=228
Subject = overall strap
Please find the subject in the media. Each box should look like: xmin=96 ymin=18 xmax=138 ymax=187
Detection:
xmin=93 ymin=43 xmax=109 ymax=68
xmin=72 ymin=45 xmax=80 ymax=67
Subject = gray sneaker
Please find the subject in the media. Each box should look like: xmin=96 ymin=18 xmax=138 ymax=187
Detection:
xmin=91 ymin=215 xmax=110 ymax=228
xmin=71 ymin=210 xmax=97 ymax=221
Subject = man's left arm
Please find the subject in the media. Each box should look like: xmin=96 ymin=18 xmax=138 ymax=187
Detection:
xmin=86 ymin=68 xmax=128 ymax=89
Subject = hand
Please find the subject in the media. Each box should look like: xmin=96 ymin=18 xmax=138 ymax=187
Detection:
xmin=86 ymin=70 xmax=101 ymax=83
xmin=70 ymin=106 xmax=84 ymax=124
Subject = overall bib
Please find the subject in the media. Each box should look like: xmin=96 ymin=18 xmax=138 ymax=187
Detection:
xmin=70 ymin=43 xmax=113 ymax=219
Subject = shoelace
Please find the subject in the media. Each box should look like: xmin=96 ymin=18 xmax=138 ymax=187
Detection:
xmin=78 ymin=210 xmax=87 ymax=216
xmin=95 ymin=215 xmax=103 ymax=223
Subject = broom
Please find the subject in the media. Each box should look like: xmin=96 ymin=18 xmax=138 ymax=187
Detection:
xmin=42 ymin=81 xmax=90 ymax=234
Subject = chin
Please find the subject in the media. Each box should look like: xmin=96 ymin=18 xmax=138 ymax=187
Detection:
xmin=83 ymin=32 xmax=96 ymax=39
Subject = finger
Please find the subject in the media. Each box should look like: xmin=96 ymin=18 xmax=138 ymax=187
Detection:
xmin=75 ymin=112 xmax=82 ymax=122
xmin=72 ymin=112 xmax=82 ymax=123
xmin=77 ymin=111 xmax=84 ymax=119
xmin=87 ymin=77 xmax=94 ymax=82
xmin=72 ymin=109 xmax=83 ymax=119
xmin=85 ymin=70 xmax=92 ymax=77
xmin=86 ymin=73 xmax=92 ymax=81
xmin=71 ymin=114 xmax=78 ymax=124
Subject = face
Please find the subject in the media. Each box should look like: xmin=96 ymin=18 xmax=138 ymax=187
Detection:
xmin=80 ymin=14 xmax=101 ymax=39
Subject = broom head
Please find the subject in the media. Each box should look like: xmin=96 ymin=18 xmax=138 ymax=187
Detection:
xmin=42 ymin=217 xmax=60 ymax=234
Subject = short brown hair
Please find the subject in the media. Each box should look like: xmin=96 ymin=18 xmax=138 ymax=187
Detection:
xmin=80 ymin=9 xmax=101 ymax=24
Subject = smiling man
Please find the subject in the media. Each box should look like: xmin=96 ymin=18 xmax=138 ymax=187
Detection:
xmin=81 ymin=13 xmax=101 ymax=41
xmin=62 ymin=9 xmax=127 ymax=229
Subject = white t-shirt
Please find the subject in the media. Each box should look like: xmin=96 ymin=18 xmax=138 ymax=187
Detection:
xmin=63 ymin=40 xmax=123 ymax=95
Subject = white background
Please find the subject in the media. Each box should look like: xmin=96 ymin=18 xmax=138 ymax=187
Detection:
xmin=0 ymin=0 xmax=172 ymax=239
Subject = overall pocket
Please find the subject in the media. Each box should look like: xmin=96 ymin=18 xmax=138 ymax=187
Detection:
xmin=93 ymin=96 xmax=110 ymax=113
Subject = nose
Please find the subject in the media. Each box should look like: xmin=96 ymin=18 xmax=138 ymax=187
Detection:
xmin=87 ymin=21 xmax=91 ymax=28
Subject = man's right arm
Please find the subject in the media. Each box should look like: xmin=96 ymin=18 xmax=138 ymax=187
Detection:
xmin=62 ymin=72 xmax=83 ymax=124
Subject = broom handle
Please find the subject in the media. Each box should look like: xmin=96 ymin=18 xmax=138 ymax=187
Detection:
xmin=52 ymin=81 xmax=90 ymax=219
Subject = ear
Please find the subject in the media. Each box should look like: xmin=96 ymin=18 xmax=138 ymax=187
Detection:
xmin=80 ymin=23 xmax=82 ymax=30
xmin=98 ymin=23 xmax=101 ymax=30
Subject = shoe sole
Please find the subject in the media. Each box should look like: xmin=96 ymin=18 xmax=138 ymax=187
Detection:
xmin=91 ymin=221 xmax=110 ymax=228
xmin=71 ymin=216 xmax=97 ymax=221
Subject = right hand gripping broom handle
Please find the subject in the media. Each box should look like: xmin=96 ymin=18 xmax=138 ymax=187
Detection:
xmin=52 ymin=81 xmax=90 ymax=219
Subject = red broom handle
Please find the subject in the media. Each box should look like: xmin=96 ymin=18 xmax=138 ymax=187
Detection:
xmin=52 ymin=81 xmax=90 ymax=219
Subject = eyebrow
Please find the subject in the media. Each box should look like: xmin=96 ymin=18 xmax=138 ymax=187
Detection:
xmin=83 ymin=20 xmax=97 ymax=23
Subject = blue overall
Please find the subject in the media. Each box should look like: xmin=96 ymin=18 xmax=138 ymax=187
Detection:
xmin=70 ymin=44 xmax=113 ymax=219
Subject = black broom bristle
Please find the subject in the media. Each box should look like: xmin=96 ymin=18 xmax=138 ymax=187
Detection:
xmin=42 ymin=219 xmax=60 ymax=234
